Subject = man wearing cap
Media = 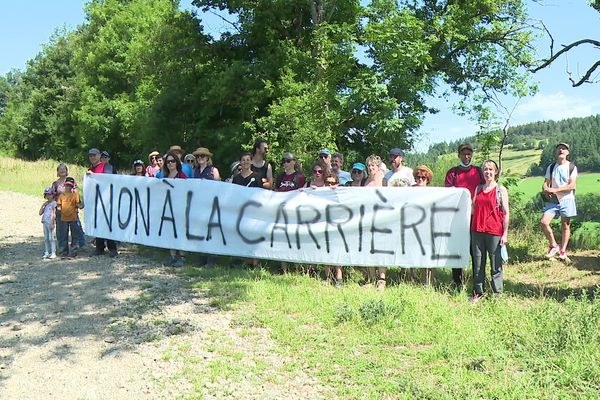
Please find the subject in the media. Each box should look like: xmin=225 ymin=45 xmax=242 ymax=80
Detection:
xmin=100 ymin=151 xmax=115 ymax=174
xmin=88 ymin=148 xmax=118 ymax=257
xmin=169 ymin=145 xmax=193 ymax=178
xmin=541 ymin=143 xmax=578 ymax=261
xmin=251 ymin=139 xmax=273 ymax=189
xmin=319 ymin=149 xmax=332 ymax=167
xmin=332 ymin=152 xmax=352 ymax=185
xmin=384 ymin=148 xmax=414 ymax=187
xmin=444 ymin=143 xmax=484 ymax=288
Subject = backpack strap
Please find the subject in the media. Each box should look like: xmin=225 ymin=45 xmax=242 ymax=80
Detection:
xmin=496 ymin=184 xmax=504 ymax=213
xmin=293 ymin=172 xmax=299 ymax=189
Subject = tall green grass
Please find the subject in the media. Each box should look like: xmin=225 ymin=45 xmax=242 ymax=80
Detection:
xmin=180 ymin=267 xmax=600 ymax=399
xmin=0 ymin=156 xmax=87 ymax=196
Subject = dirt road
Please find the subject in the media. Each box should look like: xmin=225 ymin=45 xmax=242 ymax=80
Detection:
xmin=0 ymin=190 xmax=325 ymax=399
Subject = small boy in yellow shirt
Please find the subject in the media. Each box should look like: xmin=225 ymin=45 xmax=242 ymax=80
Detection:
xmin=57 ymin=177 xmax=84 ymax=256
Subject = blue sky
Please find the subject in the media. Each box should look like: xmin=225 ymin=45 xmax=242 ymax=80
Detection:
xmin=1 ymin=1 xmax=598 ymax=151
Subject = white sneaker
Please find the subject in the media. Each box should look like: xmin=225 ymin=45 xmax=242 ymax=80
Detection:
xmin=545 ymin=245 xmax=559 ymax=258
xmin=42 ymin=253 xmax=50 ymax=259
xmin=48 ymin=254 xmax=57 ymax=259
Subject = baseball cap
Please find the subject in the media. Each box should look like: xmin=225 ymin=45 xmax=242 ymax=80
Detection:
xmin=133 ymin=159 xmax=144 ymax=166
xmin=389 ymin=148 xmax=405 ymax=157
xmin=43 ymin=187 xmax=53 ymax=195
xmin=556 ymin=142 xmax=570 ymax=150
xmin=352 ymin=162 xmax=366 ymax=171
xmin=230 ymin=161 xmax=241 ymax=173
xmin=319 ymin=149 xmax=331 ymax=157
xmin=457 ymin=143 xmax=474 ymax=153
xmin=101 ymin=150 xmax=110 ymax=158
xmin=64 ymin=177 xmax=75 ymax=187
xmin=88 ymin=148 xmax=101 ymax=156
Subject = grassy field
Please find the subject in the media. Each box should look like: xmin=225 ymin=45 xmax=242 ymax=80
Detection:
xmin=0 ymin=156 xmax=87 ymax=196
xmin=177 ymin=264 xmax=600 ymax=399
xmin=1 ymin=155 xmax=599 ymax=399
xmin=516 ymin=172 xmax=600 ymax=200
xmin=496 ymin=147 xmax=542 ymax=177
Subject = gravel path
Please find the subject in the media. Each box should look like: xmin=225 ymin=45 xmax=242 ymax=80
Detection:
xmin=0 ymin=190 xmax=326 ymax=399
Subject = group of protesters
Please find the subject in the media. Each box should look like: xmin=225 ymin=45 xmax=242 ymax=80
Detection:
xmin=38 ymin=140 xmax=577 ymax=300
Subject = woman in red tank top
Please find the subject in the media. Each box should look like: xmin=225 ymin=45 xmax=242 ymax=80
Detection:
xmin=470 ymin=160 xmax=510 ymax=301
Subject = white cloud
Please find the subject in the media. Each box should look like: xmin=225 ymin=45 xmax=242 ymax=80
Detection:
xmin=515 ymin=92 xmax=600 ymax=122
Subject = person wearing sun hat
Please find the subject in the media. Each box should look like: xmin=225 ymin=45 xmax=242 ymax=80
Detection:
xmin=192 ymin=147 xmax=221 ymax=180
xmin=146 ymin=150 xmax=161 ymax=177
xmin=191 ymin=147 xmax=221 ymax=267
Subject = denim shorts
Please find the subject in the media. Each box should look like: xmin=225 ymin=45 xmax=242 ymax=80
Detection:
xmin=543 ymin=197 xmax=577 ymax=218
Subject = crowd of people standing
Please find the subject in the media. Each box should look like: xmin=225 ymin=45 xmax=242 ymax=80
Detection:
xmin=38 ymin=140 xmax=577 ymax=300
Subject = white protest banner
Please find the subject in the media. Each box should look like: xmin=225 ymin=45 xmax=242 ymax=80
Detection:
xmin=83 ymin=173 xmax=472 ymax=267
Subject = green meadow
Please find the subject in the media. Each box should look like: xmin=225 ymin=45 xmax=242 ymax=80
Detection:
xmin=1 ymin=155 xmax=599 ymax=399
xmin=517 ymin=173 xmax=600 ymax=200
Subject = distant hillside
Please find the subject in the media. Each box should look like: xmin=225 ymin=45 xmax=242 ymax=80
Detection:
xmin=416 ymin=114 xmax=600 ymax=177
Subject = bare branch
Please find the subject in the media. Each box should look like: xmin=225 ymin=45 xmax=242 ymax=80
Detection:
xmin=206 ymin=10 xmax=241 ymax=34
xmin=532 ymin=38 xmax=600 ymax=72
xmin=568 ymin=59 xmax=600 ymax=86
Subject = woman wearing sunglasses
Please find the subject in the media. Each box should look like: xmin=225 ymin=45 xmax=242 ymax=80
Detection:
xmin=307 ymin=159 xmax=330 ymax=188
xmin=161 ymin=151 xmax=188 ymax=267
xmin=411 ymin=165 xmax=435 ymax=285
xmin=345 ymin=162 xmax=368 ymax=187
xmin=275 ymin=152 xmax=306 ymax=192
xmin=192 ymin=147 xmax=221 ymax=181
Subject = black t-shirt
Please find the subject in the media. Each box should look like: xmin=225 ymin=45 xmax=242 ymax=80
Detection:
xmin=232 ymin=172 xmax=262 ymax=188
xmin=251 ymin=161 xmax=269 ymax=183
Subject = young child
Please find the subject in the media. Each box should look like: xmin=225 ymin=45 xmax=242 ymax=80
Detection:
xmin=39 ymin=187 xmax=57 ymax=259
xmin=56 ymin=177 xmax=84 ymax=256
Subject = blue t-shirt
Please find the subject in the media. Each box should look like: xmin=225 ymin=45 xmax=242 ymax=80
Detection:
xmin=182 ymin=163 xmax=193 ymax=179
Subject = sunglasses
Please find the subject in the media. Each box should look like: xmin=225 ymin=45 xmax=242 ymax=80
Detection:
xmin=352 ymin=169 xmax=363 ymax=174
xmin=415 ymin=175 xmax=427 ymax=181
xmin=196 ymin=155 xmax=207 ymax=159
xmin=166 ymin=159 xmax=177 ymax=164
xmin=150 ymin=156 xmax=157 ymax=159
xmin=313 ymin=169 xmax=323 ymax=174
xmin=325 ymin=180 xmax=337 ymax=186
xmin=185 ymin=159 xmax=194 ymax=163
xmin=282 ymin=159 xmax=294 ymax=164
xmin=319 ymin=154 xmax=329 ymax=159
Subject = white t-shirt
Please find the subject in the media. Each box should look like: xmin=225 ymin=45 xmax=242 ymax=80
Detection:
xmin=545 ymin=161 xmax=577 ymax=201
xmin=384 ymin=167 xmax=415 ymax=187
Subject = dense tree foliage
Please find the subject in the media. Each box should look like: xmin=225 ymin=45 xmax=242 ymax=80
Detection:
xmin=0 ymin=0 xmax=536 ymax=169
